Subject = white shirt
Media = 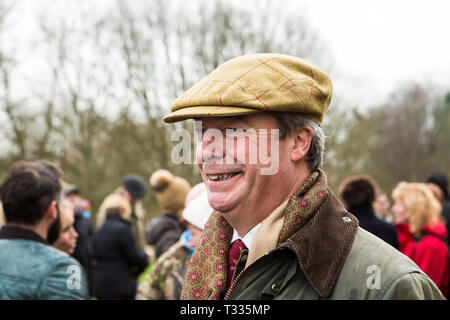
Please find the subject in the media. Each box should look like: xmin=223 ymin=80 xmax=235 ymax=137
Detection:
xmin=231 ymin=223 xmax=262 ymax=249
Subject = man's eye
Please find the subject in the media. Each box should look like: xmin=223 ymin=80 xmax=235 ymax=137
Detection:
xmin=225 ymin=128 xmax=244 ymax=134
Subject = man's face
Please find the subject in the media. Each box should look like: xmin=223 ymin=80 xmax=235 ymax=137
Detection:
xmin=196 ymin=113 xmax=294 ymax=227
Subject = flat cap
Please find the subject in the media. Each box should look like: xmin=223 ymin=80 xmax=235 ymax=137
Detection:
xmin=163 ymin=53 xmax=333 ymax=125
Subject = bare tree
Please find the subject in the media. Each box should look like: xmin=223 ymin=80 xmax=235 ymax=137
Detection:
xmin=0 ymin=0 xmax=332 ymax=218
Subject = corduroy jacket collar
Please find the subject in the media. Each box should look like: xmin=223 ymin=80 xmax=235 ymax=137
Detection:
xmin=283 ymin=189 xmax=359 ymax=298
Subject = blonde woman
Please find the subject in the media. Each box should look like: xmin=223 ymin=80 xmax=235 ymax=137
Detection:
xmin=392 ymin=182 xmax=449 ymax=298
xmin=91 ymin=194 xmax=149 ymax=300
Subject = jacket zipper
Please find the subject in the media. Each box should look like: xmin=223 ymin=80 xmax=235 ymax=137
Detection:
xmin=223 ymin=252 xmax=269 ymax=300
xmin=223 ymin=245 xmax=292 ymax=300
xmin=223 ymin=244 xmax=295 ymax=300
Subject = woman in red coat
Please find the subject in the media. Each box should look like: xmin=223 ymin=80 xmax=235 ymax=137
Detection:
xmin=392 ymin=182 xmax=449 ymax=298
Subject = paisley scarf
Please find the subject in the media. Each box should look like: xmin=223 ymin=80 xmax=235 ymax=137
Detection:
xmin=181 ymin=170 xmax=329 ymax=300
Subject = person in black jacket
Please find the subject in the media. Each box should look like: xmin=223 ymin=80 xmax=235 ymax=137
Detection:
xmin=91 ymin=194 xmax=149 ymax=300
xmin=338 ymin=174 xmax=399 ymax=249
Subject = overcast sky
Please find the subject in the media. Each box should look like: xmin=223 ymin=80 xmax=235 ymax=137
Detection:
xmin=4 ymin=0 xmax=450 ymax=111
xmin=300 ymin=0 xmax=450 ymax=107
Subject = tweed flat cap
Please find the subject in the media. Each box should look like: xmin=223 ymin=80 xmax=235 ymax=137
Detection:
xmin=163 ymin=53 xmax=333 ymax=125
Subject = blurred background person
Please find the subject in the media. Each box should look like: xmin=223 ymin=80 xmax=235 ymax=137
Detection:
xmin=339 ymin=174 xmax=399 ymax=249
xmin=91 ymin=194 xmax=149 ymax=300
xmin=425 ymin=183 xmax=445 ymax=205
xmin=426 ymin=173 xmax=450 ymax=242
xmin=52 ymin=199 xmax=79 ymax=255
xmin=145 ymin=169 xmax=191 ymax=258
xmin=0 ymin=161 xmax=89 ymax=299
xmin=137 ymin=183 xmax=211 ymax=300
xmin=392 ymin=182 xmax=449 ymax=298
xmin=373 ymin=192 xmax=394 ymax=223
xmin=64 ymin=184 xmax=94 ymax=290
xmin=96 ymin=175 xmax=148 ymax=250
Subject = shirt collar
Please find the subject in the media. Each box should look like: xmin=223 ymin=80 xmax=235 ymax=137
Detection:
xmin=231 ymin=223 xmax=262 ymax=249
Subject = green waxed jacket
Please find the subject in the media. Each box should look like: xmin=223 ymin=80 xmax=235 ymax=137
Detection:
xmin=225 ymin=191 xmax=445 ymax=300
xmin=0 ymin=237 xmax=89 ymax=300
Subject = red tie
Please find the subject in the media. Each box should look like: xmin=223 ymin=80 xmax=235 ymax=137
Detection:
xmin=227 ymin=239 xmax=247 ymax=291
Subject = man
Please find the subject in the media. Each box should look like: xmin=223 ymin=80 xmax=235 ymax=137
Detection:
xmin=0 ymin=161 xmax=89 ymax=299
xmin=338 ymin=175 xmax=398 ymax=249
xmin=96 ymin=175 xmax=148 ymax=249
xmin=163 ymin=53 xmax=445 ymax=299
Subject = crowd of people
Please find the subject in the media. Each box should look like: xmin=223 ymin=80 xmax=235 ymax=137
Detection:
xmin=0 ymin=163 xmax=214 ymax=300
xmin=0 ymin=53 xmax=448 ymax=300
xmin=338 ymin=174 xmax=449 ymax=298
xmin=0 ymin=158 xmax=448 ymax=300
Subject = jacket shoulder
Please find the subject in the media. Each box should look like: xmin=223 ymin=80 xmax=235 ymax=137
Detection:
xmin=331 ymin=228 xmax=444 ymax=299
xmin=97 ymin=218 xmax=132 ymax=238
xmin=0 ymin=240 xmax=89 ymax=300
xmin=30 ymin=244 xmax=90 ymax=300
xmin=145 ymin=216 xmax=181 ymax=244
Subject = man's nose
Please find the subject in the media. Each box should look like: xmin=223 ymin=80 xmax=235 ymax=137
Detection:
xmin=198 ymin=131 xmax=226 ymax=163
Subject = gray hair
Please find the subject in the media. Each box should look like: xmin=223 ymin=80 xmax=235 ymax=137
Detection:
xmin=270 ymin=112 xmax=326 ymax=171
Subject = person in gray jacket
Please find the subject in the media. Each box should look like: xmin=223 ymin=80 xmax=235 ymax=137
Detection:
xmin=0 ymin=161 xmax=89 ymax=300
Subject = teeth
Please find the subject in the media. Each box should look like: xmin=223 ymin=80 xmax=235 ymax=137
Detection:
xmin=209 ymin=173 xmax=238 ymax=181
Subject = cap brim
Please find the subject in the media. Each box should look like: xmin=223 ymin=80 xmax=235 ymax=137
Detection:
xmin=163 ymin=106 xmax=261 ymax=123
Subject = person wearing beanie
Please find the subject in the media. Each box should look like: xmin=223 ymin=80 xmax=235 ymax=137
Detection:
xmin=145 ymin=169 xmax=191 ymax=258
xmin=338 ymin=175 xmax=399 ymax=249
xmin=96 ymin=175 xmax=148 ymax=250
xmin=426 ymin=173 xmax=450 ymax=242
xmin=91 ymin=194 xmax=149 ymax=300
xmin=123 ymin=175 xmax=148 ymax=200
xmin=137 ymin=183 xmax=212 ymax=300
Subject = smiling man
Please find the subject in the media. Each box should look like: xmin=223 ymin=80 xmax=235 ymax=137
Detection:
xmin=163 ymin=53 xmax=444 ymax=300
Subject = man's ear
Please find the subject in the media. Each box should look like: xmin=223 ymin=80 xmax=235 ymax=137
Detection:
xmin=291 ymin=127 xmax=313 ymax=162
xmin=46 ymin=200 xmax=58 ymax=220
